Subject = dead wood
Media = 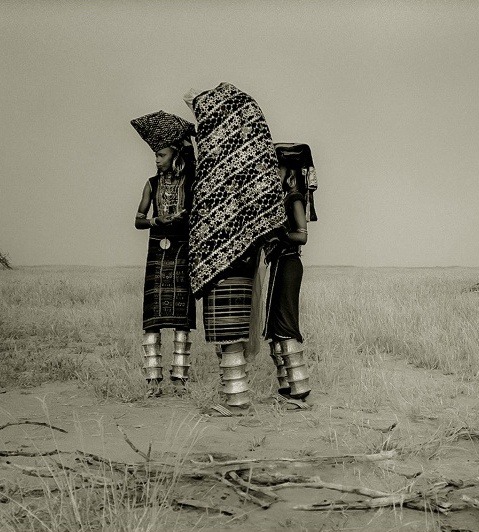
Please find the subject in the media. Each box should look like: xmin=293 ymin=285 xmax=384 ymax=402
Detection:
xmin=240 ymin=471 xmax=312 ymax=485
xmin=75 ymin=450 xmax=139 ymax=473
xmin=0 ymin=421 xmax=68 ymax=433
xmin=227 ymin=471 xmax=280 ymax=501
xmin=4 ymin=462 xmax=55 ymax=478
xmin=174 ymin=498 xmax=240 ymax=516
xmin=294 ymin=493 xmax=417 ymax=511
xmin=292 ymin=478 xmax=479 ymax=514
xmin=3 ymin=440 xmax=475 ymax=520
xmin=0 ymin=449 xmax=64 ymax=457
xmin=270 ymin=477 xmax=391 ymax=498
xmin=190 ymin=450 xmax=397 ymax=471
xmin=215 ymin=474 xmax=272 ymax=509
xmin=5 ymin=459 xmax=113 ymax=487
xmin=116 ymin=424 xmax=150 ymax=461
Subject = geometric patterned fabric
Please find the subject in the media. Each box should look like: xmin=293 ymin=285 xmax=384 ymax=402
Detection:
xmin=131 ymin=110 xmax=195 ymax=153
xmin=188 ymin=82 xmax=286 ymax=296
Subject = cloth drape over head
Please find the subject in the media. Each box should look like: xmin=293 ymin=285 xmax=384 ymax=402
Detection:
xmin=187 ymin=82 xmax=286 ymax=296
xmin=130 ymin=110 xmax=196 ymax=152
xmin=274 ymin=143 xmax=318 ymax=222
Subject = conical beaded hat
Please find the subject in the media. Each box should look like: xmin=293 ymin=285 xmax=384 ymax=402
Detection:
xmin=130 ymin=110 xmax=195 ymax=152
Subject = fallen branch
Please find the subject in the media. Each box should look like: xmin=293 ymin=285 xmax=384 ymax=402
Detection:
xmin=270 ymin=477 xmax=391 ymax=498
xmin=174 ymin=498 xmax=240 ymax=516
xmin=215 ymin=474 xmax=272 ymax=509
xmin=75 ymin=450 xmax=138 ymax=473
xmin=238 ymin=471 xmax=312 ymax=486
xmin=4 ymin=462 xmax=55 ymax=478
xmin=191 ymin=450 xmax=397 ymax=472
xmin=116 ymin=425 xmax=150 ymax=461
xmin=5 ymin=460 xmax=113 ymax=487
xmin=0 ymin=449 xmax=63 ymax=457
xmin=294 ymin=493 xmax=417 ymax=511
xmin=0 ymin=421 xmax=67 ymax=433
xmin=227 ymin=471 xmax=280 ymax=501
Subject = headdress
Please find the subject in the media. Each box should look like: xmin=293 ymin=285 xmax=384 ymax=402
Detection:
xmin=130 ymin=110 xmax=195 ymax=152
xmin=274 ymin=143 xmax=318 ymax=222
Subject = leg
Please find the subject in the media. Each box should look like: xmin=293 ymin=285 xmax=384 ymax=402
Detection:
xmin=279 ymin=339 xmax=311 ymax=400
xmin=269 ymin=341 xmax=291 ymax=397
xmin=219 ymin=342 xmax=250 ymax=408
xmin=170 ymin=329 xmax=192 ymax=386
xmin=142 ymin=332 xmax=163 ymax=397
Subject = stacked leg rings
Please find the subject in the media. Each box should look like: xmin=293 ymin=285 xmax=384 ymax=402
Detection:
xmin=142 ymin=332 xmax=163 ymax=396
xmin=270 ymin=341 xmax=291 ymax=396
xmin=170 ymin=330 xmax=191 ymax=383
xmin=219 ymin=343 xmax=250 ymax=408
xmin=280 ymin=339 xmax=311 ymax=400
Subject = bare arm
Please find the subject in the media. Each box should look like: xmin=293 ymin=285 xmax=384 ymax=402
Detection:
xmin=286 ymin=200 xmax=308 ymax=245
xmin=135 ymin=181 xmax=155 ymax=230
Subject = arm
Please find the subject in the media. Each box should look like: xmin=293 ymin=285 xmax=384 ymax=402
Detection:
xmin=285 ymin=200 xmax=308 ymax=245
xmin=135 ymin=181 xmax=156 ymax=230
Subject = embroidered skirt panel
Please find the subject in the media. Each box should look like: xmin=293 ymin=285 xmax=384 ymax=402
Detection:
xmin=143 ymin=236 xmax=196 ymax=331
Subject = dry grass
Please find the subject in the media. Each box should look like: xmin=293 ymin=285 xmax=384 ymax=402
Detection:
xmin=0 ymin=411 xmax=204 ymax=532
xmin=1 ymin=265 xmax=479 ymax=411
xmin=3 ymin=265 xmax=478 ymax=530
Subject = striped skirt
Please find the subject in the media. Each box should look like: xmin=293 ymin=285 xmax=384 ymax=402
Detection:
xmin=203 ymin=277 xmax=253 ymax=344
xmin=143 ymin=236 xmax=196 ymax=331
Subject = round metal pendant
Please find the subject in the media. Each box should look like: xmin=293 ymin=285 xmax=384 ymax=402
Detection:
xmin=159 ymin=238 xmax=171 ymax=250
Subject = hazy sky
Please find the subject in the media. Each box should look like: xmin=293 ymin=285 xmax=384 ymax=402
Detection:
xmin=1 ymin=0 xmax=479 ymax=267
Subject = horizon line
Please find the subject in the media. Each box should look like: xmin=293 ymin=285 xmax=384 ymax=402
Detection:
xmin=5 ymin=264 xmax=479 ymax=270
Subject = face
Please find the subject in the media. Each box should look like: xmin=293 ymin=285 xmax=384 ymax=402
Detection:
xmin=155 ymin=147 xmax=175 ymax=172
xmin=279 ymin=165 xmax=296 ymax=192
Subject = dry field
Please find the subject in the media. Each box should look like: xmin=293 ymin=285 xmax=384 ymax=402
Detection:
xmin=1 ymin=265 xmax=479 ymax=531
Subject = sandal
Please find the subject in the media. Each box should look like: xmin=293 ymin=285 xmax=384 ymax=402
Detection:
xmin=204 ymin=404 xmax=252 ymax=417
xmin=284 ymin=399 xmax=311 ymax=411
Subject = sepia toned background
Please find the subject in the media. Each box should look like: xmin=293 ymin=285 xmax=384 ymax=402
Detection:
xmin=1 ymin=0 xmax=479 ymax=268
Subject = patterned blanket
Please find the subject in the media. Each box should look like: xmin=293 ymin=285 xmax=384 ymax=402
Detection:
xmin=189 ymin=82 xmax=286 ymax=296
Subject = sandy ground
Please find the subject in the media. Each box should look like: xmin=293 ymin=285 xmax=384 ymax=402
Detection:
xmin=1 ymin=357 xmax=479 ymax=531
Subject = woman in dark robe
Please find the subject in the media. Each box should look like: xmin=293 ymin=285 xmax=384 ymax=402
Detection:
xmin=264 ymin=143 xmax=318 ymax=402
xmin=131 ymin=111 xmax=196 ymax=398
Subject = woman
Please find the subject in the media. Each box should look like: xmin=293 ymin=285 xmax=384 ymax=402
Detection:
xmin=184 ymin=82 xmax=286 ymax=413
xmin=131 ymin=110 xmax=196 ymax=398
xmin=264 ymin=143 xmax=318 ymax=402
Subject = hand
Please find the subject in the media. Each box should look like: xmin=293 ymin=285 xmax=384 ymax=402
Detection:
xmin=277 ymin=224 xmax=292 ymax=244
xmin=156 ymin=210 xmax=187 ymax=224
xmin=170 ymin=209 xmax=187 ymax=221
xmin=156 ymin=214 xmax=173 ymax=224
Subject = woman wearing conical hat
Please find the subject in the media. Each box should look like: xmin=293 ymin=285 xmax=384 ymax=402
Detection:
xmin=131 ymin=110 xmax=196 ymax=398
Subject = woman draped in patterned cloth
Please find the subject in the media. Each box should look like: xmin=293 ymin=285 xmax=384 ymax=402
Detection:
xmin=131 ymin=111 xmax=196 ymax=398
xmin=184 ymin=82 xmax=286 ymax=415
xmin=263 ymin=143 xmax=318 ymax=404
